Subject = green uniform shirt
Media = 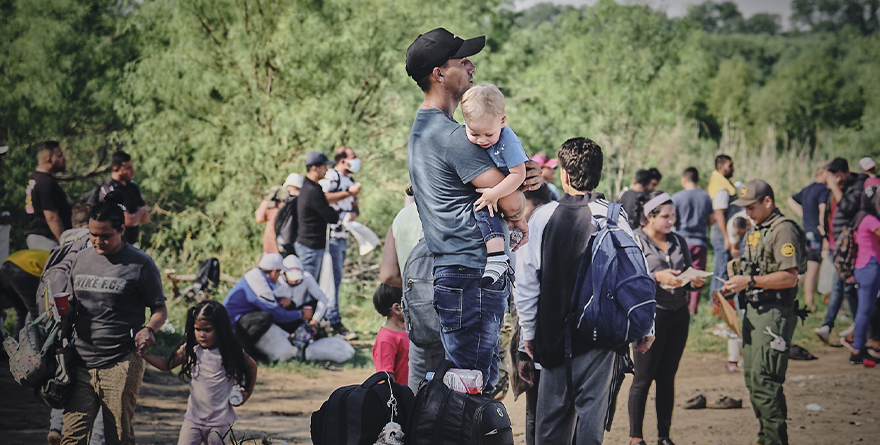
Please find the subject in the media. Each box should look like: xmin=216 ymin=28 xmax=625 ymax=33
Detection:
xmin=739 ymin=209 xmax=807 ymax=301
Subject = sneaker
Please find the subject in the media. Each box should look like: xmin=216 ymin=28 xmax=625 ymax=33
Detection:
xmin=850 ymin=350 xmax=876 ymax=366
xmin=724 ymin=362 xmax=738 ymax=373
xmin=658 ymin=439 xmax=676 ymax=445
xmin=47 ymin=429 xmax=61 ymax=445
xmin=814 ymin=325 xmax=831 ymax=345
xmin=332 ymin=323 xmax=357 ymax=341
xmin=839 ymin=324 xmax=855 ymax=338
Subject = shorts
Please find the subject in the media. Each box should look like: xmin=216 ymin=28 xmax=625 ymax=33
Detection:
xmin=806 ymin=232 xmax=822 ymax=263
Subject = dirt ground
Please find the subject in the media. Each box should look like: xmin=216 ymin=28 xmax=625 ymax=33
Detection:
xmin=2 ymin=347 xmax=878 ymax=445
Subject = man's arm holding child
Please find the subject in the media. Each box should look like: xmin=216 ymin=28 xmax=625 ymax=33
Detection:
xmin=475 ymin=162 xmax=526 ymax=216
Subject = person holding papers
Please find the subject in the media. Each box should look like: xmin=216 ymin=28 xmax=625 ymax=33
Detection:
xmin=628 ymin=191 xmax=706 ymax=445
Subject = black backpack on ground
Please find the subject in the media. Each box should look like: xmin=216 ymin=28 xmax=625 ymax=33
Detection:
xmin=181 ymin=258 xmax=221 ymax=302
xmin=274 ymin=195 xmax=299 ymax=257
xmin=311 ymin=371 xmax=414 ymax=445
xmin=407 ymin=360 xmax=513 ymax=445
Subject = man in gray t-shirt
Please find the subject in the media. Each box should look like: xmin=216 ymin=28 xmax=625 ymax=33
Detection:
xmin=71 ymin=244 xmax=165 ymax=368
xmin=405 ymin=28 xmax=536 ymax=393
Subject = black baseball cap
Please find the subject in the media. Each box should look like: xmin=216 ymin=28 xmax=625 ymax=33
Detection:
xmin=732 ymin=179 xmax=774 ymax=207
xmin=305 ymin=151 xmax=334 ymax=168
xmin=405 ymin=28 xmax=485 ymax=80
xmin=827 ymin=157 xmax=849 ymax=173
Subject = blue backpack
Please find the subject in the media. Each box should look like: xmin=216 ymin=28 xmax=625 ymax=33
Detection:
xmin=565 ymin=203 xmax=656 ymax=353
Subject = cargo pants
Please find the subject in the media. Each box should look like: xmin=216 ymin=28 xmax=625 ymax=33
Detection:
xmin=742 ymin=302 xmax=797 ymax=445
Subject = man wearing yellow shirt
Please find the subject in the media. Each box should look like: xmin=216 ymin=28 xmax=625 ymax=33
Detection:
xmin=0 ymin=249 xmax=50 ymax=333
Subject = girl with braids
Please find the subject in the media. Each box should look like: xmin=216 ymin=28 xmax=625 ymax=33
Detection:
xmin=627 ymin=191 xmax=706 ymax=445
xmin=141 ymin=300 xmax=257 ymax=445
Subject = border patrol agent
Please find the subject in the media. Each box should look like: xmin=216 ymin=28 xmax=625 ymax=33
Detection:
xmin=721 ymin=179 xmax=807 ymax=445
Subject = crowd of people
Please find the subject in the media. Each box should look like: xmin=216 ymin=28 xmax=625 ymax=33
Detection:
xmin=1 ymin=25 xmax=879 ymax=445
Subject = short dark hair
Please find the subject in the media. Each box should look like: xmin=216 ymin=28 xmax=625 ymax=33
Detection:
xmin=415 ymin=59 xmax=449 ymax=93
xmin=733 ymin=216 xmax=749 ymax=230
xmin=89 ymin=200 xmax=125 ymax=231
xmin=334 ymin=146 xmax=351 ymax=162
xmin=634 ymin=169 xmax=652 ymax=186
xmin=373 ymin=283 xmax=402 ymax=317
xmin=558 ymin=137 xmax=603 ymax=192
xmin=37 ymin=141 xmax=60 ymax=161
xmin=827 ymin=157 xmax=849 ymax=174
xmin=682 ymin=167 xmax=699 ymax=184
xmin=71 ymin=203 xmax=91 ymax=228
xmin=647 ymin=168 xmax=662 ymax=182
xmin=524 ymin=183 xmax=553 ymax=207
xmin=715 ymin=154 xmax=732 ymax=169
xmin=110 ymin=150 xmax=131 ymax=169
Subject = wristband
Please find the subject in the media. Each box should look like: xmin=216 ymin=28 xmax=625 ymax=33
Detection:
xmin=517 ymin=351 xmax=531 ymax=362
xmin=143 ymin=326 xmax=155 ymax=336
xmin=748 ymin=275 xmax=756 ymax=290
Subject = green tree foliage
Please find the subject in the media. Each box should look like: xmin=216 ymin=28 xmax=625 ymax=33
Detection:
xmin=115 ymin=0 xmax=507 ymax=267
xmin=0 ymin=0 xmax=139 ymax=248
xmin=1 ymin=0 xmax=878 ymax=266
xmin=792 ymin=0 xmax=879 ymax=34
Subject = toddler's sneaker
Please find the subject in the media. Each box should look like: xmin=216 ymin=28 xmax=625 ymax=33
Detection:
xmin=47 ymin=429 xmax=61 ymax=445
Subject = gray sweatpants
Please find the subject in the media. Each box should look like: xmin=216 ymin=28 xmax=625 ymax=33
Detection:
xmin=536 ymin=349 xmax=616 ymax=445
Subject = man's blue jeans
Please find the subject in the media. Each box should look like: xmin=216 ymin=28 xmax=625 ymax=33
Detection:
xmin=433 ymin=265 xmax=509 ymax=394
xmin=325 ymin=237 xmax=346 ymax=325
xmin=710 ymin=236 xmax=731 ymax=295
xmin=295 ymin=242 xmax=329 ymax=315
xmin=824 ymin=268 xmax=858 ymax=328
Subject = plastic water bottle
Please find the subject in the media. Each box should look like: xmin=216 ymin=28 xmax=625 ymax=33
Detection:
xmin=443 ymin=368 xmax=483 ymax=394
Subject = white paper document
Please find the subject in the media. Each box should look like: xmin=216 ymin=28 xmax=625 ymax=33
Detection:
xmin=660 ymin=267 xmax=713 ymax=290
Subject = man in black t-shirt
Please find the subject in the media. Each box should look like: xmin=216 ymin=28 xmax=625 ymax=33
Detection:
xmin=99 ymin=150 xmax=149 ymax=246
xmin=787 ymin=161 xmax=830 ymax=311
xmin=25 ymin=141 xmax=71 ymax=250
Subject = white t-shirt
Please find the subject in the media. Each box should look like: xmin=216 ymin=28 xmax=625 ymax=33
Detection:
xmin=320 ymin=168 xmax=357 ymax=238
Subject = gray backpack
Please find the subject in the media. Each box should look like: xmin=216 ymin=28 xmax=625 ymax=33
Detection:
xmin=401 ymin=238 xmax=441 ymax=348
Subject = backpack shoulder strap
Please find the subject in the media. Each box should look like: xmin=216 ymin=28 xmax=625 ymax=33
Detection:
xmin=606 ymin=202 xmax=622 ymax=225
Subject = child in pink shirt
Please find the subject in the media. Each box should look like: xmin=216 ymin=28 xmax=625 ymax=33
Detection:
xmin=849 ymin=177 xmax=880 ymax=365
xmin=372 ymin=284 xmax=409 ymax=385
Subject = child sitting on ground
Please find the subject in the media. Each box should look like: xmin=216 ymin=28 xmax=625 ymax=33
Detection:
xmin=461 ymin=83 xmax=529 ymax=285
xmin=372 ymin=283 xmax=409 ymax=385
xmin=141 ymin=300 xmax=258 ymax=445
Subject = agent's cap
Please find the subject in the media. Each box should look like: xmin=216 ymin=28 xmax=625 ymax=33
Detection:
xmin=406 ymin=28 xmax=485 ymax=80
xmin=258 ymin=253 xmax=286 ymax=271
xmin=732 ymin=179 xmax=774 ymax=207
xmin=305 ymin=151 xmax=334 ymax=168
xmin=531 ymin=153 xmax=558 ymax=168
xmin=282 ymin=173 xmax=304 ymax=189
xmin=827 ymin=157 xmax=849 ymax=174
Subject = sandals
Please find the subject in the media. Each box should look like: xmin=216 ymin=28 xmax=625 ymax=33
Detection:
xmin=683 ymin=394 xmax=706 ymax=409
xmin=707 ymin=396 xmax=742 ymax=409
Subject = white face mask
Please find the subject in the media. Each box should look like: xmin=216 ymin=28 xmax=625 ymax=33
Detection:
xmin=347 ymin=158 xmax=361 ymax=173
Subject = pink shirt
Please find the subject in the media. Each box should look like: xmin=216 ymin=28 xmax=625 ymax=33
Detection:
xmin=372 ymin=327 xmax=409 ymax=385
xmin=856 ymin=215 xmax=880 ymax=268
xmin=184 ymin=346 xmax=238 ymax=427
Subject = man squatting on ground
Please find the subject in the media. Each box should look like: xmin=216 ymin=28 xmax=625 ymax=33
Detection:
xmin=405 ymin=28 xmax=541 ymax=393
